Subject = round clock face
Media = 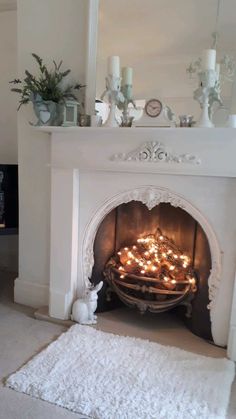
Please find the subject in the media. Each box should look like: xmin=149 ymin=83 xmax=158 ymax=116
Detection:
xmin=145 ymin=99 xmax=163 ymax=118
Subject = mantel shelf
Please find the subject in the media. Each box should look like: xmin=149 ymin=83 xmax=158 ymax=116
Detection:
xmin=34 ymin=123 xmax=236 ymax=178
xmin=34 ymin=126 xmax=236 ymax=135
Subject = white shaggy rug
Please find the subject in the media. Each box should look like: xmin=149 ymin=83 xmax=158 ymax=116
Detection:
xmin=6 ymin=325 xmax=235 ymax=419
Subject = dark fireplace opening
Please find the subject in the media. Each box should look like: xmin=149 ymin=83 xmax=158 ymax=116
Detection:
xmin=91 ymin=201 xmax=212 ymax=341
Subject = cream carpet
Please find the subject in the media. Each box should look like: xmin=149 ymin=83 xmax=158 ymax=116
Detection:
xmin=6 ymin=324 xmax=235 ymax=419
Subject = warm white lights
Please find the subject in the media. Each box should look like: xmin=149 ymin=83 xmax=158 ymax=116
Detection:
xmin=116 ymin=230 xmax=196 ymax=290
xmin=189 ymin=277 xmax=196 ymax=284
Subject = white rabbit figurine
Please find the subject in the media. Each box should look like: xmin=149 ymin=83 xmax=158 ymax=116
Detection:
xmin=71 ymin=281 xmax=103 ymax=325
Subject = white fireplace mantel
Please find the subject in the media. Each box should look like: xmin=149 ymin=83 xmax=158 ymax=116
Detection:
xmin=38 ymin=126 xmax=236 ymax=177
xmin=33 ymin=126 xmax=236 ymax=359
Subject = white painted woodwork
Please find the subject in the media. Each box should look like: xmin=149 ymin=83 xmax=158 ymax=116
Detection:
xmin=15 ymin=0 xmax=88 ymax=312
xmin=85 ymin=0 xmax=99 ymax=115
xmin=49 ymin=168 xmax=79 ymax=319
xmin=17 ymin=126 xmax=236 ymax=360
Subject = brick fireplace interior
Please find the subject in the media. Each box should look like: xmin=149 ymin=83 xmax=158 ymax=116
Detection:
xmin=91 ymin=201 xmax=212 ymax=341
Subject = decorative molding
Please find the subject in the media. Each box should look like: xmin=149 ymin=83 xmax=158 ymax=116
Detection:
xmin=110 ymin=141 xmax=201 ymax=165
xmin=81 ymin=186 xmax=221 ymax=321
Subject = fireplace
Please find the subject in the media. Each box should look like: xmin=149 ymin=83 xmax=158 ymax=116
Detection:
xmin=15 ymin=126 xmax=236 ymax=360
xmin=91 ymin=199 xmax=211 ymax=339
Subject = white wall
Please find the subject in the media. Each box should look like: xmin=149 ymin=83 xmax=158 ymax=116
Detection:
xmin=0 ymin=10 xmax=17 ymax=163
xmin=15 ymin=0 xmax=88 ymax=307
xmin=97 ymin=0 xmax=236 ymax=123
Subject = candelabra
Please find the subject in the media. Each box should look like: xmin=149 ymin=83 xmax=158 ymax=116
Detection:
xmin=194 ymin=69 xmax=219 ymax=128
xmin=119 ymin=84 xmax=136 ymax=127
xmin=101 ymin=75 xmax=124 ymax=127
xmin=187 ymin=49 xmax=235 ymax=128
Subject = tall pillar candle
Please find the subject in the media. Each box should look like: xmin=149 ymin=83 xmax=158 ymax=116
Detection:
xmin=216 ymin=63 xmax=220 ymax=81
xmin=107 ymin=56 xmax=120 ymax=77
xmin=230 ymin=73 xmax=236 ymax=114
xmin=122 ymin=67 xmax=133 ymax=85
xmin=202 ymin=49 xmax=216 ymax=71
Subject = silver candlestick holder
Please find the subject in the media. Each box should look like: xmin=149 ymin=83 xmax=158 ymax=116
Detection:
xmin=101 ymin=75 xmax=124 ymax=127
xmin=119 ymin=84 xmax=136 ymax=127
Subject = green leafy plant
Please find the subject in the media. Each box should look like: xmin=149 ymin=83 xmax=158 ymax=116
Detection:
xmin=10 ymin=53 xmax=85 ymax=109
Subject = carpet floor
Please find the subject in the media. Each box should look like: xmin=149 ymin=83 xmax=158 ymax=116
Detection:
xmin=1 ymin=272 xmax=236 ymax=418
xmin=6 ymin=324 xmax=235 ymax=419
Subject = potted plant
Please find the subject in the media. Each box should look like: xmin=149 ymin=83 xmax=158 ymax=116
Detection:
xmin=10 ymin=53 xmax=85 ymax=126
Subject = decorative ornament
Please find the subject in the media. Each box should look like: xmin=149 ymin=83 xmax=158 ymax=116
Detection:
xmin=111 ymin=141 xmax=201 ymax=165
xmin=71 ymin=281 xmax=103 ymax=324
xmin=62 ymin=100 xmax=79 ymax=127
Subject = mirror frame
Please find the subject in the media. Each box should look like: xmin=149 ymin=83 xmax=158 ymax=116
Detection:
xmin=84 ymin=0 xmax=99 ymax=115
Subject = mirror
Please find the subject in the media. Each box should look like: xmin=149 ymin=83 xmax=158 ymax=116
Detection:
xmin=96 ymin=0 xmax=236 ymax=126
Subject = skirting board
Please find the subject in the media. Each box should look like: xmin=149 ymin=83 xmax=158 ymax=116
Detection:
xmin=14 ymin=277 xmax=49 ymax=308
xmin=35 ymin=306 xmax=74 ymax=327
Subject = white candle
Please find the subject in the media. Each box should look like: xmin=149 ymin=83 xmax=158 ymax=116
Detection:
xmin=230 ymin=74 xmax=236 ymax=114
xmin=107 ymin=56 xmax=120 ymax=77
xmin=202 ymin=49 xmax=216 ymax=70
xmin=122 ymin=67 xmax=133 ymax=85
xmin=216 ymin=63 xmax=220 ymax=81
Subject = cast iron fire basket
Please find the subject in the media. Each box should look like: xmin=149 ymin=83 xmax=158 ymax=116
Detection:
xmin=103 ymin=230 xmax=197 ymax=316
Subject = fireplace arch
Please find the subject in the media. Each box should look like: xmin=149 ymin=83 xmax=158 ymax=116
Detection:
xmin=81 ymin=186 xmax=221 ymax=328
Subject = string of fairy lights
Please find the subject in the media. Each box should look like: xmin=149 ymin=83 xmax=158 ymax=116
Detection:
xmin=116 ymin=229 xmax=196 ymax=290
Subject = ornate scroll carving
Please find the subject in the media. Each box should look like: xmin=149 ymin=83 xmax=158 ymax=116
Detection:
xmin=111 ymin=141 xmax=201 ymax=165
